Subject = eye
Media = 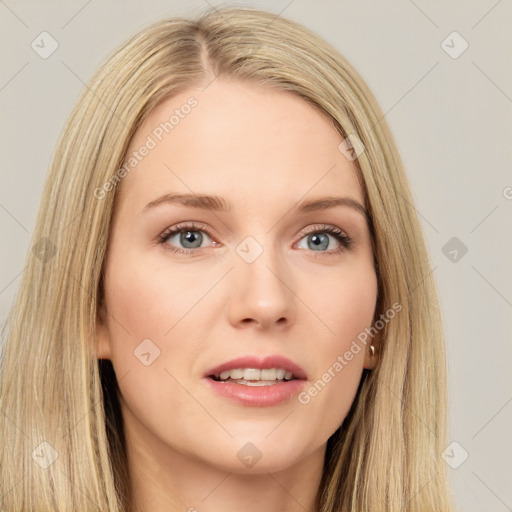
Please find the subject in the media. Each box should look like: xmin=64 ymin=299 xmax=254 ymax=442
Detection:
xmin=157 ymin=222 xmax=217 ymax=255
xmin=157 ymin=222 xmax=352 ymax=256
xmin=295 ymin=224 xmax=352 ymax=255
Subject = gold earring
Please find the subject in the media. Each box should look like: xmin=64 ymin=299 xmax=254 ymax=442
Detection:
xmin=369 ymin=345 xmax=375 ymax=357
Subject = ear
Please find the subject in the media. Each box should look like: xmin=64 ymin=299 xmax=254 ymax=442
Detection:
xmin=95 ymin=296 xmax=112 ymax=360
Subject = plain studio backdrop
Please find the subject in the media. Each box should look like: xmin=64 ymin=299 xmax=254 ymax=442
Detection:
xmin=0 ymin=1 xmax=511 ymax=510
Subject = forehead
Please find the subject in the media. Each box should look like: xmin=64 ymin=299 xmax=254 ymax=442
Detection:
xmin=116 ymin=79 xmax=364 ymax=213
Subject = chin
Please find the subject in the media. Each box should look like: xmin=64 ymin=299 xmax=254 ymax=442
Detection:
xmin=193 ymin=433 xmax=317 ymax=475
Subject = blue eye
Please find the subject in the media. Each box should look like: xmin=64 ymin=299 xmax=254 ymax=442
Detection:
xmin=158 ymin=222 xmax=215 ymax=255
xmin=296 ymin=226 xmax=352 ymax=254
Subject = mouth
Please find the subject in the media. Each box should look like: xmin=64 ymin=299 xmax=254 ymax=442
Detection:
xmin=203 ymin=355 xmax=307 ymax=406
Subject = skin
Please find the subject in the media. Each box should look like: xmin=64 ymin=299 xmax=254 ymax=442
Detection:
xmin=96 ymin=79 xmax=378 ymax=512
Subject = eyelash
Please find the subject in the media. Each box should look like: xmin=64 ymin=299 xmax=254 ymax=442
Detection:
xmin=157 ymin=222 xmax=353 ymax=257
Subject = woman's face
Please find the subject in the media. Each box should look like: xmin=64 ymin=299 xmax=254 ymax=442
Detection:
xmin=96 ymin=79 xmax=378 ymax=474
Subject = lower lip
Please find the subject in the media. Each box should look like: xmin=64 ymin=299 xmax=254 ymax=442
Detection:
xmin=204 ymin=377 xmax=307 ymax=407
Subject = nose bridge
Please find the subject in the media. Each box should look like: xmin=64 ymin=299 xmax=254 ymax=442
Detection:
xmin=228 ymin=231 xmax=296 ymax=328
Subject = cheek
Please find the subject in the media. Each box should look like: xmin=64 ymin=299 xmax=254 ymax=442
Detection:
xmin=101 ymin=248 xmax=192 ymax=389
xmin=306 ymin=261 xmax=378 ymax=341
xmin=101 ymin=251 xmax=208 ymax=444
xmin=298 ymin=264 xmax=377 ymax=424
xmin=103 ymin=248 xmax=205 ymax=345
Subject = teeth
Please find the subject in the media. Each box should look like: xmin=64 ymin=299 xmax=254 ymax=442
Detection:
xmin=260 ymin=368 xmax=276 ymax=380
xmin=244 ymin=368 xmax=261 ymax=380
xmin=215 ymin=367 xmax=295 ymax=382
xmin=230 ymin=368 xmax=244 ymax=379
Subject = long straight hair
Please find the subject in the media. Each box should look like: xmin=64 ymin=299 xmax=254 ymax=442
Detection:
xmin=0 ymin=7 xmax=452 ymax=511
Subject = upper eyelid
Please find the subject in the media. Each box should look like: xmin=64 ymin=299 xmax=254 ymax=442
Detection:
xmin=160 ymin=222 xmax=214 ymax=239
xmin=297 ymin=223 xmax=348 ymax=236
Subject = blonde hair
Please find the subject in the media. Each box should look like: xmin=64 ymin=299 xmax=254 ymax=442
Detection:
xmin=0 ymin=6 xmax=452 ymax=511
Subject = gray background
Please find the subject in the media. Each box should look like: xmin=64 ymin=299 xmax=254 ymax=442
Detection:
xmin=1 ymin=1 xmax=511 ymax=510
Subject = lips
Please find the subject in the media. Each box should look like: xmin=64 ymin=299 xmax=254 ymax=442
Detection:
xmin=204 ymin=354 xmax=308 ymax=381
xmin=203 ymin=354 xmax=308 ymax=407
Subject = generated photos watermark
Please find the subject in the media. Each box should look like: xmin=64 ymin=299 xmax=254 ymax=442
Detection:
xmin=94 ymin=96 xmax=198 ymax=200
xmin=298 ymin=301 xmax=403 ymax=405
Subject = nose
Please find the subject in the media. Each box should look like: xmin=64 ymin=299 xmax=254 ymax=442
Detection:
xmin=227 ymin=243 xmax=297 ymax=330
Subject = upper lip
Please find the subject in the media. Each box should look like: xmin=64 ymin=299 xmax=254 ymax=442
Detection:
xmin=205 ymin=355 xmax=308 ymax=380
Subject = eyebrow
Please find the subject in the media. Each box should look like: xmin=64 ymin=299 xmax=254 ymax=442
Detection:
xmin=143 ymin=193 xmax=368 ymax=220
